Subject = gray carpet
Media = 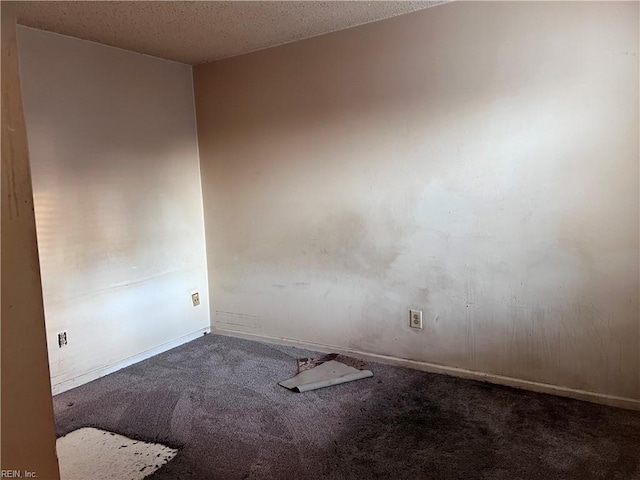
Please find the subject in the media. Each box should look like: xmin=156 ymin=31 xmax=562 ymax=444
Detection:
xmin=53 ymin=334 xmax=640 ymax=480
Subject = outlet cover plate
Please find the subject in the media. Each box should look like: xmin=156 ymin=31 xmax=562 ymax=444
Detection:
xmin=58 ymin=330 xmax=68 ymax=348
xmin=409 ymin=310 xmax=423 ymax=329
xmin=191 ymin=292 xmax=200 ymax=307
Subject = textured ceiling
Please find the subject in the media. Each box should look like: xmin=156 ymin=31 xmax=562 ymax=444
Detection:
xmin=13 ymin=1 xmax=445 ymax=65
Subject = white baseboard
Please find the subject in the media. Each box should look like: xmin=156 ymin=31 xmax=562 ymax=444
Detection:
xmin=51 ymin=327 xmax=211 ymax=395
xmin=214 ymin=328 xmax=640 ymax=411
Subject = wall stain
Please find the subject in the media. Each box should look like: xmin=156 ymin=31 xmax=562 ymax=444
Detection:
xmin=220 ymin=208 xmax=404 ymax=280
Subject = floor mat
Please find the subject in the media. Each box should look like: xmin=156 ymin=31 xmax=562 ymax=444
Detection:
xmin=56 ymin=427 xmax=177 ymax=480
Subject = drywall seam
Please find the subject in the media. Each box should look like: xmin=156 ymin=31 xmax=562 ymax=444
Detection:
xmin=214 ymin=328 xmax=640 ymax=411
xmin=51 ymin=327 xmax=210 ymax=395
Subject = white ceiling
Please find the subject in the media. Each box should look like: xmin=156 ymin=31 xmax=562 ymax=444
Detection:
xmin=13 ymin=1 xmax=446 ymax=65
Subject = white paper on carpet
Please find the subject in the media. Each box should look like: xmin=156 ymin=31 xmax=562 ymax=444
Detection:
xmin=279 ymin=359 xmax=373 ymax=392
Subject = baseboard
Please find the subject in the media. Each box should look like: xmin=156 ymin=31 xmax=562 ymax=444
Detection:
xmin=51 ymin=327 xmax=211 ymax=395
xmin=214 ymin=328 xmax=640 ymax=411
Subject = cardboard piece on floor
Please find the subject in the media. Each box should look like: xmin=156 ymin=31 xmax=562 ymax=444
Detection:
xmin=279 ymin=359 xmax=373 ymax=392
xmin=56 ymin=427 xmax=177 ymax=480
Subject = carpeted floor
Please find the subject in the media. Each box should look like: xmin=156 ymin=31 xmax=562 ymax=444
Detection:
xmin=53 ymin=334 xmax=640 ymax=480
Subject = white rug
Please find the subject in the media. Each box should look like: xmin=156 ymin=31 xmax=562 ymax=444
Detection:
xmin=56 ymin=427 xmax=177 ymax=480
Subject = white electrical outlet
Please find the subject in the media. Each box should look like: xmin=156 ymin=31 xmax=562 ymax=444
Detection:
xmin=191 ymin=292 xmax=200 ymax=307
xmin=409 ymin=310 xmax=423 ymax=329
xmin=58 ymin=330 xmax=68 ymax=348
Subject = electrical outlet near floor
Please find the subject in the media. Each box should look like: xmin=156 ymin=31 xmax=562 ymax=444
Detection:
xmin=191 ymin=292 xmax=200 ymax=307
xmin=409 ymin=310 xmax=423 ymax=329
xmin=58 ymin=330 xmax=68 ymax=348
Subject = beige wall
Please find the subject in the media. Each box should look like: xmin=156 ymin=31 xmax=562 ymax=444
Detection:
xmin=194 ymin=2 xmax=639 ymax=404
xmin=1 ymin=4 xmax=60 ymax=479
xmin=17 ymin=27 xmax=210 ymax=393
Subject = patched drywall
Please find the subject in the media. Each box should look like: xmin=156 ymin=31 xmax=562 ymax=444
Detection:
xmin=17 ymin=27 xmax=210 ymax=393
xmin=194 ymin=2 xmax=639 ymax=401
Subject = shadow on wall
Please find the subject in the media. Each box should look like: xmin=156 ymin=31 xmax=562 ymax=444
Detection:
xmin=17 ymin=24 xmax=210 ymax=390
xmin=31 ymin=136 xmax=200 ymax=304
